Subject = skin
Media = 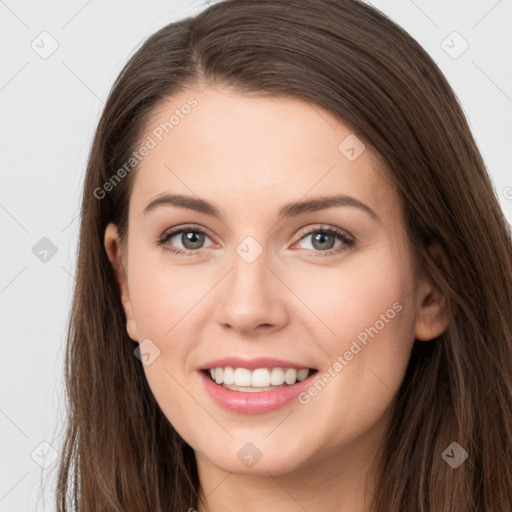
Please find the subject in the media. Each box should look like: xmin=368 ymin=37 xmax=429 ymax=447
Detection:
xmin=104 ymin=84 xmax=451 ymax=512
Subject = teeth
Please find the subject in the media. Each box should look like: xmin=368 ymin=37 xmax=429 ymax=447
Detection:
xmin=223 ymin=366 xmax=235 ymax=385
xmin=270 ymin=367 xmax=285 ymax=386
xmin=284 ymin=368 xmax=297 ymax=385
xmin=297 ymin=368 xmax=309 ymax=381
xmin=234 ymin=368 xmax=252 ymax=387
xmin=251 ymin=368 xmax=270 ymax=387
xmin=206 ymin=366 xmax=312 ymax=388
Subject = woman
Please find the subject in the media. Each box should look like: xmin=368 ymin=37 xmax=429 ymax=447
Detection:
xmin=56 ymin=0 xmax=512 ymax=510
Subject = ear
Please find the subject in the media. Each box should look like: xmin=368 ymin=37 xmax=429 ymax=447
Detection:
xmin=414 ymin=243 xmax=452 ymax=342
xmin=104 ymin=222 xmax=140 ymax=342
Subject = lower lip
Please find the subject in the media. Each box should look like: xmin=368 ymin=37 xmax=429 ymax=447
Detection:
xmin=198 ymin=370 xmax=317 ymax=414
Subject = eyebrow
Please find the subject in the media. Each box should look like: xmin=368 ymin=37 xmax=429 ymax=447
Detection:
xmin=142 ymin=193 xmax=380 ymax=222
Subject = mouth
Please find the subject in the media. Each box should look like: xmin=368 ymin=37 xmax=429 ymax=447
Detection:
xmin=197 ymin=357 xmax=320 ymax=413
xmin=201 ymin=366 xmax=318 ymax=392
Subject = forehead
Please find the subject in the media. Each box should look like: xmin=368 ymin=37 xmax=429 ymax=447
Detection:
xmin=128 ymin=85 xmax=398 ymax=221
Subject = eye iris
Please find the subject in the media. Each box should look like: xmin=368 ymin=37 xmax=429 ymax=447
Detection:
xmin=312 ymin=232 xmax=335 ymax=250
xmin=182 ymin=231 xmax=205 ymax=250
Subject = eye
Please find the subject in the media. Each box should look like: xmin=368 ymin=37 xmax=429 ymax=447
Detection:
xmin=157 ymin=224 xmax=215 ymax=255
xmin=157 ymin=223 xmax=355 ymax=257
xmin=294 ymin=225 xmax=355 ymax=257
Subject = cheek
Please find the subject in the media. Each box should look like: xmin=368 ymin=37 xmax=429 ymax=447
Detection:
xmin=127 ymin=259 xmax=209 ymax=434
xmin=294 ymin=249 xmax=415 ymax=413
xmin=127 ymin=251 xmax=213 ymax=340
xmin=293 ymin=301 xmax=413 ymax=458
xmin=291 ymin=253 xmax=409 ymax=355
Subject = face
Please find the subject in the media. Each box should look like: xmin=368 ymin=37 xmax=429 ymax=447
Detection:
xmin=104 ymin=84 xmax=449 ymax=477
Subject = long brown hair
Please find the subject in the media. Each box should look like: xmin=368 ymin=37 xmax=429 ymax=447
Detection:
xmin=55 ymin=1 xmax=512 ymax=510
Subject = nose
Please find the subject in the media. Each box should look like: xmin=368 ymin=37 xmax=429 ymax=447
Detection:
xmin=214 ymin=242 xmax=288 ymax=335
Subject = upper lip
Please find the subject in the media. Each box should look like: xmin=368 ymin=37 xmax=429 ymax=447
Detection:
xmin=199 ymin=357 xmax=317 ymax=371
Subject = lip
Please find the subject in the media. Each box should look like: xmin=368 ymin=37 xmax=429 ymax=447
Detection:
xmin=198 ymin=368 xmax=318 ymax=415
xmin=198 ymin=357 xmax=316 ymax=371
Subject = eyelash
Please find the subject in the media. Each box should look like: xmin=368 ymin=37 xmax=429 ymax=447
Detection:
xmin=157 ymin=224 xmax=355 ymax=257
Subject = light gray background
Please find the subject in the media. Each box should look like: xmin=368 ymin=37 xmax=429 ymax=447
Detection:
xmin=1 ymin=0 xmax=511 ymax=510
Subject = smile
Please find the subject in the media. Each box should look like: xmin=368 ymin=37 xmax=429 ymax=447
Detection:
xmin=198 ymin=360 xmax=319 ymax=414
xmin=204 ymin=366 xmax=314 ymax=390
